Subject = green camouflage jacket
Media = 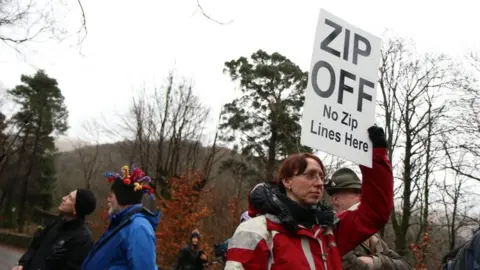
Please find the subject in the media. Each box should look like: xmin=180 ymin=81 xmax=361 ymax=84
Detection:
xmin=341 ymin=203 xmax=412 ymax=270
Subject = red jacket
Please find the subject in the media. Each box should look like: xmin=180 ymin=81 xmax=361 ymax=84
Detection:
xmin=225 ymin=148 xmax=394 ymax=270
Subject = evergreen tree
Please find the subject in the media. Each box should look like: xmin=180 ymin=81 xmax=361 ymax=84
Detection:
xmin=220 ymin=50 xmax=311 ymax=182
xmin=8 ymin=70 xmax=68 ymax=232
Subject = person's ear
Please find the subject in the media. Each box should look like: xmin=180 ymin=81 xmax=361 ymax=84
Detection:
xmin=331 ymin=195 xmax=338 ymax=204
xmin=282 ymin=178 xmax=291 ymax=191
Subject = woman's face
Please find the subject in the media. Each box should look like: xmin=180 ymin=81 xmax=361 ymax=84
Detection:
xmin=283 ymin=158 xmax=325 ymax=205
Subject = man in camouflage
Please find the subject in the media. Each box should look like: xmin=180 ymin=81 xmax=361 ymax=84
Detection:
xmin=326 ymin=168 xmax=412 ymax=270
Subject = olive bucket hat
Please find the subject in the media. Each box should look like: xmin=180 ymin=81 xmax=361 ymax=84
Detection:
xmin=325 ymin=168 xmax=362 ymax=196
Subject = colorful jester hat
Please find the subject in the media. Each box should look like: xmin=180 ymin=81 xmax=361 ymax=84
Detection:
xmin=104 ymin=165 xmax=154 ymax=205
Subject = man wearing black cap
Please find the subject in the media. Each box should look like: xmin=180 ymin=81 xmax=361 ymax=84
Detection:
xmin=12 ymin=188 xmax=97 ymax=270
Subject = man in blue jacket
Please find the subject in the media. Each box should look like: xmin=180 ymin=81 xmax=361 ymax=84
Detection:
xmin=81 ymin=165 xmax=160 ymax=270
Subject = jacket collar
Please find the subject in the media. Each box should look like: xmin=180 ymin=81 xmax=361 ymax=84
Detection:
xmin=109 ymin=204 xmax=142 ymax=224
xmin=58 ymin=216 xmax=86 ymax=230
xmin=347 ymin=202 xmax=361 ymax=211
xmin=266 ymin=214 xmax=322 ymax=240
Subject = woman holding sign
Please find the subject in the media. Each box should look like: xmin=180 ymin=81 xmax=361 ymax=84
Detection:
xmin=224 ymin=126 xmax=393 ymax=270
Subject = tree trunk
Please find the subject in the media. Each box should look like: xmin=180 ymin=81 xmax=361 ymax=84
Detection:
xmin=154 ymin=75 xmax=173 ymax=193
xmin=18 ymin=109 xmax=44 ymax=233
xmin=266 ymin=123 xmax=277 ymax=182
xmin=1 ymin=193 xmax=13 ymax=228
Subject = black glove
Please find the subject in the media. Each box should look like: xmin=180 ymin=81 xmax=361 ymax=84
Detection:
xmin=368 ymin=125 xmax=387 ymax=148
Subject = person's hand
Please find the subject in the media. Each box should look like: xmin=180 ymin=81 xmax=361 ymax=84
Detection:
xmin=358 ymin=256 xmax=374 ymax=270
xmin=368 ymin=125 xmax=387 ymax=148
xmin=12 ymin=266 xmax=23 ymax=270
xmin=200 ymin=253 xmax=207 ymax=261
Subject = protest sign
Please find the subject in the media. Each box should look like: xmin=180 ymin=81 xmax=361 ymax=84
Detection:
xmin=300 ymin=9 xmax=381 ymax=167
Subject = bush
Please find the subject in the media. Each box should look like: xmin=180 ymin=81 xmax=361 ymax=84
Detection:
xmin=156 ymin=172 xmax=212 ymax=267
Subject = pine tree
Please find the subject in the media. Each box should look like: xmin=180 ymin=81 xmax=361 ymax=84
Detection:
xmin=8 ymin=70 xmax=68 ymax=232
xmin=220 ymin=50 xmax=312 ymax=182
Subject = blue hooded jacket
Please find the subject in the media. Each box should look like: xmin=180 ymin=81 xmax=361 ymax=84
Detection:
xmin=81 ymin=204 xmax=160 ymax=270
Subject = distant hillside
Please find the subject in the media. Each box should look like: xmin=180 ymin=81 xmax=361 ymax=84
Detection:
xmin=53 ymin=139 xmax=235 ymax=203
xmin=55 ymin=137 xmax=89 ymax=152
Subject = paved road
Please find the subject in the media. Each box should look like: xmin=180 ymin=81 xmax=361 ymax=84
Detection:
xmin=0 ymin=245 xmax=22 ymax=269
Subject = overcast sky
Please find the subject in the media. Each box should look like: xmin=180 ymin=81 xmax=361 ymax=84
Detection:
xmin=0 ymin=0 xmax=479 ymax=144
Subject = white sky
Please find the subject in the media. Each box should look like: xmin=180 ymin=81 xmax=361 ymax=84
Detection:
xmin=0 ymin=0 xmax=479 ymax=143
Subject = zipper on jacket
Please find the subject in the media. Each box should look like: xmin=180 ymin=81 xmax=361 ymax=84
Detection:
xmin=318 ymin=238 xmax=328 ymax=270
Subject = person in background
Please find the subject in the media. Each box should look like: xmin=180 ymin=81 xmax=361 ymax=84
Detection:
xmin=173 ymin=229 xmax=208 ymax=270
xmin=442 ymin=227 xmax=480 ymax=270
xmin=326 ymin=167 xmax=411 ymax=270
xmin=239 ymin=211 xmax=252 ymax=223
xmin=214 ymin=211 xmax=252 ymax=263
xmin=225 ymin=126 xmax=394 ymax=270
xmin=81 ymin=165 xmax=160 ymax=270
xmin=13 ymin=189 xmax=96 ymax=270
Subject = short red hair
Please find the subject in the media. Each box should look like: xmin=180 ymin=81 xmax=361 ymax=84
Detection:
xmin=274 ymin=153 xmax=325 ymax=193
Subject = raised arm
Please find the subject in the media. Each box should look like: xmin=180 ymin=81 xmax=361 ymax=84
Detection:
xmin=334 ymin=126 xmax=394 ymax=256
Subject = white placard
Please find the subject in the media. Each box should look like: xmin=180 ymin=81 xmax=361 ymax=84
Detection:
xmin=300 ymin=9 xmax=381 ymax=168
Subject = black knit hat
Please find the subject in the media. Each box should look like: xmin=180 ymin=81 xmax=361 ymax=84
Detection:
xmin=75 ymin=189 xmax=97 ymax=217
xmin=191 ymin=229 xmax=201 ymax=240
xmin=105 ymin=165 xmax=154 ymax=206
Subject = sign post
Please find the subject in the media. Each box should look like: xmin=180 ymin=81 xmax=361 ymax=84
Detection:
xmin=300 ymin=9 xmax=381 ymax=167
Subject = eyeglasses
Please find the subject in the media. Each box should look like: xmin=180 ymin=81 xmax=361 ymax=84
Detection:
xmin=299 ymin=171 xmax=330 ymax=184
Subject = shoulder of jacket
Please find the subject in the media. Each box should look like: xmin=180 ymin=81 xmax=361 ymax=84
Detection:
xmin=336 ymin=203 xmax=361 ymax=219
xmin=126 ymin=215 xmax=154 ymax=235
xmin=82 ymin=223 xmax=93 ymax=235
xmin=63 ymin=224 xmax=93 ymax=247
xmin=235 ymin=215 xmax=269 ymax=239
xmin=347 ymin=202 xmax=361 ymax=211
xmin=229 ymin=216 xmax=273 ymax=251
xmin=130 ymin=213 xmax=149 ymax=223
xmin=76 ymin=228 xmax=93 ymax=244
xmin=236 ymin=215 xmax=266 ymax=229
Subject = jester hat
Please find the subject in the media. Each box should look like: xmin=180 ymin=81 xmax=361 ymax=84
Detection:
xmin=104 ymin=165 xmax=154 ymax=206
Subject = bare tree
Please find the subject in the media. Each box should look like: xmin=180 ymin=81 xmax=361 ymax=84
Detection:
xmin=443 ymin=53 xmax=480 ymax=182
xmin=437 ymin=167 xmax=478 ymax=251
xmin=415 ymin=83 xmax=452 ymax=246
xmin=117 ymin=72 xmax=214 ymax=197
xmin=0 ymin=0 xmax=87 ymax=49
xmin=72 ymin=120 xmax=102 ymax=190
xmin=194 ymin=0 xmax=232 ymax=25
xmin=125 ymin=86 xmax=157 ymax=174
xmin=378 ymin=36 xmax=464 ymax=256
xmin=378 ymin=37 xmax=404 ymax=162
